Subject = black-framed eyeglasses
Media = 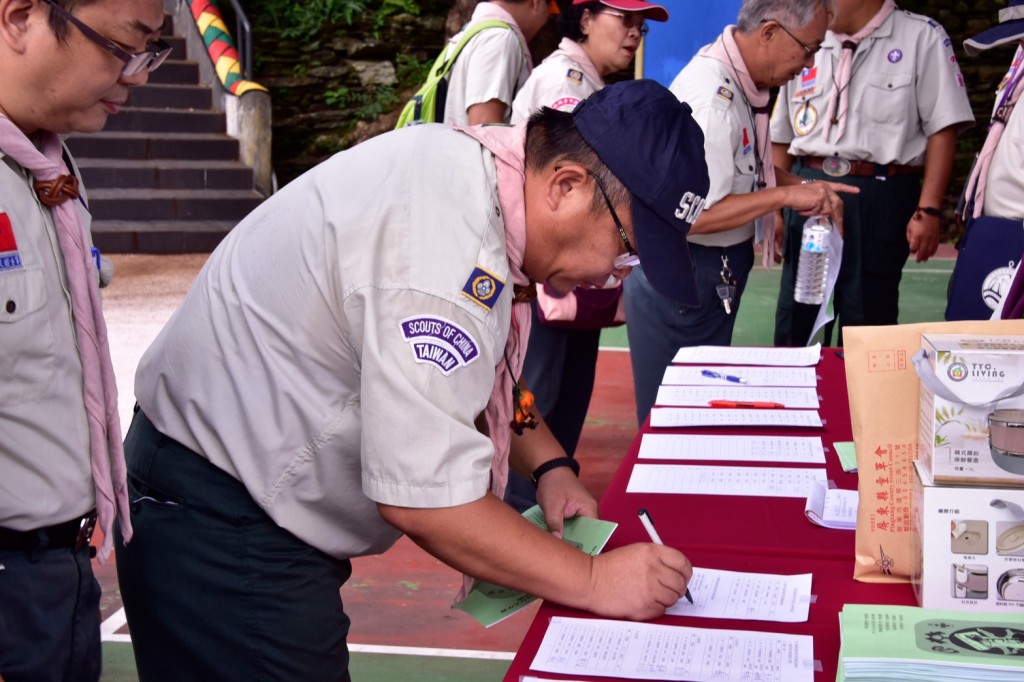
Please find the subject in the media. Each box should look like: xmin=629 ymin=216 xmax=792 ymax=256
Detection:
xmin=762 ymin=18 xmax=820 ymax=56
xmin=601 ymin=9 xmax=650 ymax=38
xmin=44 ymin=0 xmax=171 ymax=77
xmin=587 ymin=170 xmax=639 ymax=269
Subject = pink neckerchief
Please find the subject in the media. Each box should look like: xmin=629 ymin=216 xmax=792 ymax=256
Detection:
xmin=966 ymin=49 xmax=1024 ymax=218
xmin=0 ymin=116 xmax=131 ymax=563
xmin=463 ymin=2 xmax=534 ymax=70
xmin=551 ymin=37 xmax=604 ymax=86
xmin=822 ymin=0 xmax=896 ymax=142
xmin=703 ymin=27 xmax=777 ymax=268
xmin=451 ymin=123 xmax=532 ymax=600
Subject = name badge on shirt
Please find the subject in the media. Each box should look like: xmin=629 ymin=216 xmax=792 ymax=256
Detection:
xmin=461 ymin=265 xmax=505 ymax=311
xmin=399 ymin=315 xmax=481 ymax=376
xmin=0 ymin=213 xmax=24 ymax=271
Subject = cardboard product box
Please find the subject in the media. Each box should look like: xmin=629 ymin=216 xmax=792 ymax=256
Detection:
xmin=912 ymin=461 xmax=1024 ymax=612
xmin=917 ymin=334 xmax=1024 ymax=486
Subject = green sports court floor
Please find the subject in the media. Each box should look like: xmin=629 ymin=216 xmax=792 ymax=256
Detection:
xmin=98 ymin=254 xmax=956 ymax=681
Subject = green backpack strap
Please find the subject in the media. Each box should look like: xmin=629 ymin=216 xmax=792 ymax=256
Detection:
xmin=395 ymin=20 xmax=511 ymax=128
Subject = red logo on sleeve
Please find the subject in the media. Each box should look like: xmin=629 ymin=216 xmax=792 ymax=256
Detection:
xmin=0 ymin=213 xmax=17 ymax=252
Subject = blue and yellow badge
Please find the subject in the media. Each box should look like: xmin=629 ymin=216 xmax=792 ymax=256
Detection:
xmin=566 ymin=68 xmax=583 ymax=83
xmin=715 ymin=86 xmax=734 ymax=103
xmin=461 ymin=266 xmax=505 ymax=310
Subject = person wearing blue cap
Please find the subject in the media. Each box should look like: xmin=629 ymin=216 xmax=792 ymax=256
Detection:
xmin=114 ymin=80 xmax=709 ymax=680
xmin=503 ymin=0 xmax=671 ymax=513
xmin=946 ymin=0 xmax=1024 ymax=320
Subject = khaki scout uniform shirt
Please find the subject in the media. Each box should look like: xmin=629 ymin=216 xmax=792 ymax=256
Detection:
xmin=510 ymin=38 xmax=603 ymax=124
xmin=985 ymin=46 xmax=1024 ymax=220
xmin=0 ymin=150 xmax=93 ymax=530
xmin=444 ymin=3 xmax=531 ymax=125
xmin=136 ymin=125 xmax=513 ymax=560
xmin=770 ymin=9 xmax=974 ymax=166
xmin=670 ymin=46 xmax=757 ymax=247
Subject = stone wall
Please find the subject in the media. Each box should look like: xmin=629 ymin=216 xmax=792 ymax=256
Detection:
xmin=255 ymin=1 xmax=1016 ymax=239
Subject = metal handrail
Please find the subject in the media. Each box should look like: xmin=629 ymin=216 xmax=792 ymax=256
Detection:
xmin=222 ymin=0 xmax=253 ymax=81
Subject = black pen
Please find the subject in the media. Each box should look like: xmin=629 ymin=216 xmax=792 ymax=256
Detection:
xmin=637 ymin=508 xmax=694 ymax=604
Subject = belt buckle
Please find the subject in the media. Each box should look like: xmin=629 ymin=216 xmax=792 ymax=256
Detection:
xmin=822 ymin=156 xmax=852 ymax=177
xmin=75 ymin=511 xmax=97 ymax=552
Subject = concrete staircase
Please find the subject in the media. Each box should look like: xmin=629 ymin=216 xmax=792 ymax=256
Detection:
xmin=67 ymin=16 xmax=265 ymax=253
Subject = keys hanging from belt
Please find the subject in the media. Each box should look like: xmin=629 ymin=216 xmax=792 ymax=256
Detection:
xmin=716 ymin=254 xmax=737 ymax=316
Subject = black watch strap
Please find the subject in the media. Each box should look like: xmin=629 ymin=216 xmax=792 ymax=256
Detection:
xmin=530 ymin=456 xmax=580 ymax=488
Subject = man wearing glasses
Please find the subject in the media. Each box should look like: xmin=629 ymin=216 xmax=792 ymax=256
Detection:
xmin=0 ymin=0 xmax=166 ymax=679
xmin=116 ymin=81 xmax=709 ymax=681
xmin=625 ymin=0 xmax=856 ymax=426
xmin=771 ymin=0 xmax=974 ymax=346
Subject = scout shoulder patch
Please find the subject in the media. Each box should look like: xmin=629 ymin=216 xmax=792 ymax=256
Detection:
xmin=550 ymin=96 xmax=582 ymax=112
xmin=715 ymin=86 xmax=734 ymax=104
xmin=566 ymin=68 xmax=583 ymax=83
xmin=0 ymin=213 xmax=23 ymax=271
xmin=461 ymin=265 xmax=505 ymax=310
xmin=399 ymin=315 xmax=481 ymax=376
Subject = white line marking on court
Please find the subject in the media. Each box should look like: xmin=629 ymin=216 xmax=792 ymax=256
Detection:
xmin=904 ymin=268 xmax=954 ymax=274
xmin=101 ymin=609 xmax=515 ymax=660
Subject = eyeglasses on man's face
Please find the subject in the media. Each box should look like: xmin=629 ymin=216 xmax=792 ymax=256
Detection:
xmin=587 ymin=170 xmax=640 ymax=269
xmin=601 ymin=9 xmax=650 ymax=38
xmin=763 ymin=18 xmax=821 ymax=56
xmin=44 ymin=0 xmax=171 ymax=77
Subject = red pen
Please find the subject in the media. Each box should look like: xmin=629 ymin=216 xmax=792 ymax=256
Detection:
xmin=708 ymin=400 xmax=785 ymax=409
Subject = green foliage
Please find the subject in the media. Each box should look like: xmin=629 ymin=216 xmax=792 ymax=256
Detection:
xmin=324 ymin=84 xmax=401 ymax=121
xmin=248 ymin=0 xmax=421 ymax=39
xmin=395 ymin=53 xmax=431 ymax=89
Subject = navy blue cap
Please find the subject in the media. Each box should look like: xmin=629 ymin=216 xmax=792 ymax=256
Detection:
xmin=573 ymin=79 xmax=709 ymax=305
xmin=965 ymin=0 xmax=1024 ymax=55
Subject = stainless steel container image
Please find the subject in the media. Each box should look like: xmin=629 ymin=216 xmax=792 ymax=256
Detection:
xmin=952 ymin=563 xmax=989 ymax=599
xmin=990 ymin=409 xmax=1024 ymax=475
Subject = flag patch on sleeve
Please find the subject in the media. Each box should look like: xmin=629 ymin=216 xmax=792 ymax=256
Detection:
xmin=0 ymin=213 xmax=23 ymax=271
xmin=461 ymin=266 xmax=505 ymax=310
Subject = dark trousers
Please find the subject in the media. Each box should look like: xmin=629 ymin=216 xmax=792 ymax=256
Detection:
xmin=624 ymin=241 xmax=754 ymax=426
xmin=505 ymin=303 xmax=601 ymax=512
xmin=0 ymin=541 xmax=100 ymax=682
xmin=774 ymin=165 xmax=920 ymax=347
xmin=115 ymin=409 xmax=353 ymax=682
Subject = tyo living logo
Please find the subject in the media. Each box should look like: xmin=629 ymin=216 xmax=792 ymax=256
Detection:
xmin=947 ymin=362 xmax=969 ymax=382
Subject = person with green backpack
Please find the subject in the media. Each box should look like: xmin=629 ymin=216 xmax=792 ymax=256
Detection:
xmin=397 ymin=0 xmax=550 ymax=127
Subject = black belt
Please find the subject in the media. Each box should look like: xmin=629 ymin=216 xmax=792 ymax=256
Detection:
xmin=0 ymin=510 xmax=97 ymax=552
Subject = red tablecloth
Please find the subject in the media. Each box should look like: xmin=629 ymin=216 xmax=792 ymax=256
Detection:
xmin=503 ymin=350 xmax=917 ymax=682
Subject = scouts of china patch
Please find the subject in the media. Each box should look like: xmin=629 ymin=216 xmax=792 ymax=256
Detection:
xmin=399 ymin=315 xmax=480 ymax=376
xmin=461 ymin=265 xmax=505 ymax=311
xmin=715 ymin=86 xmax=734 ymax=103
xmin=793 ymin=102 xmax=818 ymax=136
xmin=566 ymin=68 xmax=583 ymax=83
xmin=0 ymin=213 xmax=23 ymax=271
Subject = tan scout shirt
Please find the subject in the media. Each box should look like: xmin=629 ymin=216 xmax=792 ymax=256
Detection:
xmin=771 ymin=9 xmax=974 ymax=166
xmin=0 ymin=150 xmax=93 ymax=530
xmin=670 ymin=46 xmax=757 ymax=247
xmin=136 ymin=126 xmax=513 ymax=560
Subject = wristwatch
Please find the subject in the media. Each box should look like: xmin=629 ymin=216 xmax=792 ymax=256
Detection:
xmin=530 ymin=457 xmax=580 ymax=488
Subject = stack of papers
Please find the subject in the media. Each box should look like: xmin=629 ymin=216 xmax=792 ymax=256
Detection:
xmin=804 ymin=480 xmax=857 ymax=529
xmin=838 ymin=604 xmax=1024 ymax=681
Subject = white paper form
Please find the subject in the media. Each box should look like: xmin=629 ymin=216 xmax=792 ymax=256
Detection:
xmin=626 ymin=464 xmax=827 ymax=498
xmin=530 ymin=617 xmax=815 ymax=682
xmin=661 ymin=365 xmax=818 ymax=387
xmin=649 ymin=408 xmax=823 ymax=429
xmin=804 ymin=480 xmax=857 ymax=530
xmin=672 ymin=343 xmax=821 ymax=367
xmin=665 ymin=568 xmax=812 ymax=622
xmin=655 ymin=386 xmax=820 ymax=409
xmin=638 ymin=434 xmax=826 ymax=464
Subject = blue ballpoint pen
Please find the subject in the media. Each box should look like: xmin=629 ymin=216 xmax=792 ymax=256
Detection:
xmin=701 ymin=369 xmax=747 ymax=384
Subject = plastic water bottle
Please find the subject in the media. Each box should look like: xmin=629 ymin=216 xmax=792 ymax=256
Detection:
xmin=793 ymin=216 xmax=832 ymax=305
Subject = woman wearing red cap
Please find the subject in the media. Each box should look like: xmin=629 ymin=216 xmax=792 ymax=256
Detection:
xmin=504 ymin=0 xmax=668 ymax=512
